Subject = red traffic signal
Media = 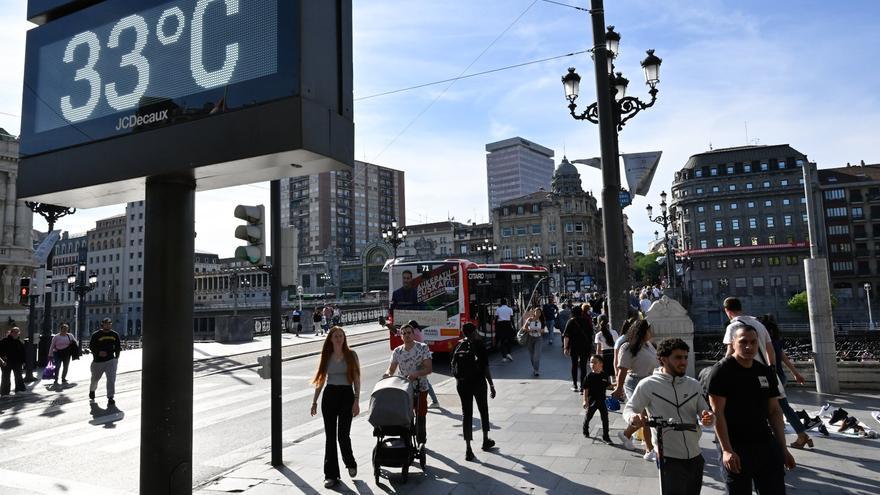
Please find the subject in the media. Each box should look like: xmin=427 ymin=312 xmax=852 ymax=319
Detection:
xmin=19 ymin=278 xmax=31 ymax=306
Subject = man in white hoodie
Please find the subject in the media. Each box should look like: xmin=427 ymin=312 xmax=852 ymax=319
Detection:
xmin=623 ymin=338 xmax=714 ymax=495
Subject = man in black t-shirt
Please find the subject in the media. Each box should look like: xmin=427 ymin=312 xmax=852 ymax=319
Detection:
xmin=708 ymin=323 xmax=796 ymax=494
xmin=88 ymin=318 xmax=122 ymax=407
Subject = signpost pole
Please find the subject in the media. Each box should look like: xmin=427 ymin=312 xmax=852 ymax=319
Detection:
xmin=140 ymin=174 xmax=195 ymax=494
xmin=270 ymin=180 xmax=283 ymax=467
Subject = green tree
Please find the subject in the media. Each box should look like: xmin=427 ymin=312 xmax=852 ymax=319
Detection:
xmin=632 ymin=251 xmax=663 ymax=286
xmin=787 ymin=290 xmax=837 ymax=314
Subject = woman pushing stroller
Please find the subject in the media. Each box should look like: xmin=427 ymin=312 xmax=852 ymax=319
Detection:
xmin=383 ymin=323 xmax=433 ymax=447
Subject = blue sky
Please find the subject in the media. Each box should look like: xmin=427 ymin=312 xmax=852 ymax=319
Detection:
xmin=1 ymin=0 xmax=879 ymax=258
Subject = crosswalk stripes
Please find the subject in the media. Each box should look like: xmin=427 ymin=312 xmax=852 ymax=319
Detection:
xmin=0 ymin=467 xmax=136 ymax=495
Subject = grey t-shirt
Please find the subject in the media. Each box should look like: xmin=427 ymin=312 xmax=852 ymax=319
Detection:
xmin=326 ymin=357 xmax=350 ymax=386
xmin=617 ymin=342 xmax=658 ymax=378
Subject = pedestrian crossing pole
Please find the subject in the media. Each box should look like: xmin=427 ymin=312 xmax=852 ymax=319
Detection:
xmin=270 ymin=180 xmax=283 ymax=466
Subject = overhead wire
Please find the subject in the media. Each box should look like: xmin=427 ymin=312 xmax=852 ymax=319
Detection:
xmin=372 ymin=0 xmax=541 ymax=160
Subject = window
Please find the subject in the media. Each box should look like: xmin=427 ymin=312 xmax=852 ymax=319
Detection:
xmin=574 ymin=222 xmax=584 ymax=233
xmin=698 ymin=222 xmax=706 ymax=233
xmin=768 ymin=256 xmax=781 ymax=266
xmin=764 ymin=200 xmax=773 ymax=207
xmin=711 ymin=186 xmax=720 ymax=193
xmin=548 ymin=222 xmax=556 ymax=232
xmin=777 ymin=161 xmax=786 ymax=169
xmin=531 ymin=224 xmax=541 ymax=234
xmin=502 ymin=247 xmax=512 ymax=260
xmin=700 ymin=240 xmax=708 ymax=249
xmin=826 ymin=207 xmax=848 ymax=217
xmin=502 ymin=227 xmax=512 ymax=237
xmin=710 ymin=167 xmax=718 ymax=176
xmin=766 ymin=216 xmax=775 ymax=228
xmin=516 ymin=206 xmax=524 ymax=215
xmin=832 ymin=261 xmax=854 ymax=272
xmin=695 ymin=170 xmax=703 ymax=178
xmin=760 ymin=162 xmax=769 ymax=171
xmin=699 ymin=260 xmax=711 ymax=270
xmin=716 ymin=238 xmax=724 ymax=247
xmin=714 ymin=220 xmax=723 ymax=231
xmin=727 ymin=166 xmax=735 ymax=174
xmin=784 ymin=215 xmax=792 ymax=226
xmin=713 ymin=204 xmax=721 ymax=212
xmin=576 ymin=242 xmax=585 ymax=256
xmin=780 ymin=180 xmax=789 ymax=186
xmin=744 ymin=164 xmax=752 ymax=173
xmin=733 ymin=237 xmax=742 ymax=246
xmin=733 ymin=258 xmax=745 ymax=268
xmin=782 ymin=198 xmax=791 ymax=206
xmin=532 ymin=204 xmax=539 ymax=213
xmin=696 ymin=187 xmax=704 ymax=194
xmin=731 ymin=219 xmax=740 ymax=230
xmin=717 ymin=259 xmax=728 ymax=269
xmin=786 ymin=256 xmax=799 ymax=265
xmin=516 ymin=226 xmax=527 ymax=236
xmin=735 ymin=277 xmax=747 ymax=288
xmin=749 ymin=218 xmax=758 ymax=229
xmin=747 ymin=201 xmax=755 ymax=208
xmin=701 ymin=280 xmax=712 ymax=290
xmin=751 ymin=237 xmax=759 ymax=246
xmin=768 ymin=235 xmax=776 ymax=244
xmin=745 ymin=183 xmax=754 ymax=190
xmin=852 ymin=207 xmax=864 ymax=219
xmin=697 ymin=206 xmax=705 ymax=213
xmin=730 ymin=202 xmax=738 ymax=210
xmin=565 ymin=223 xmax=574 ymax=233
xmin=763 ymin=181 xmax=771 ymax=188
xmin=751 ymin=257 xmax=763 ymax=267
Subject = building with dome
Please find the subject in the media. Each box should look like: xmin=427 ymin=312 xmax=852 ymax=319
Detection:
xmin=492 ymin=157 xmax=620 ymax=292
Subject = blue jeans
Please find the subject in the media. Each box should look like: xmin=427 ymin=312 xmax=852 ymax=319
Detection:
xmin=545 ymin=320 xmax=556 ymax=343
xmin=427 ymin=382 xmax=438 ymax=403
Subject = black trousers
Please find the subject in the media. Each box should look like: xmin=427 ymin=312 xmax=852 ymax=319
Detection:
xmin=601 ymin=349 xmax=615 ymax=380
xmin=496 ymin=321 xmax=513 ymax=356
xmin=661 ymin=455 xmax=705 ymax=495
xmin=456 ymin=379 xmax=490 ymax=442
xmin=570 ymin=351 xmax=588 ymax=387
xmin=0 ymin=364 xmax=25 ymax=395
xmin=583 ymin=398 xmax=609 ymax=438
xmin=322 ymin=384 xmax=356 ymax=479
xmin=53 ymin=353 xmax=71 ymax=382
xmin=723 ymin=439 xmax=785 ymax=494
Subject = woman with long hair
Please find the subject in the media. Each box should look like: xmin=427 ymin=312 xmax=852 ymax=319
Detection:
xmin=563 ymin=305 xmax=591 ymax=391
xmin=759 ymin=315 xmax=814 ymax=449
xmin=520 ymin=307 xmax=546 ymax=377
xmin=593 ymin=315 xmax=619 ymax=381
xmin=612 ymin=319 xmax=657 ymax=460
xmin=613 ymin=309 xmax=640 ymax=379
xmin=310 ymin=326 xmax=361 ymax=488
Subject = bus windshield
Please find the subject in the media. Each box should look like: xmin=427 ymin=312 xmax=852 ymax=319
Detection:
xmin=467 ymin=268 xmax=549 ymax=321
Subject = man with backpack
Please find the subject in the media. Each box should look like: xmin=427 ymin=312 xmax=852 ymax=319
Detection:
xmin=452 ymin=322 xmax=496 ymax=461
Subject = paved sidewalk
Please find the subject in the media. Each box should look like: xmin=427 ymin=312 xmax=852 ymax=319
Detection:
xmin=195 ymin=345 xmax=880 ymax=494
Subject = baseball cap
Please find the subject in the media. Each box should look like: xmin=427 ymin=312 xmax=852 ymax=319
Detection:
xmin=101 ymin=317 xmax=112 ymax=323
xmin=406 ymin=320 xmax=421 ymax=329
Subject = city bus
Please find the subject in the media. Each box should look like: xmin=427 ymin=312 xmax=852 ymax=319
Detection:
xmin=385 ymin=259 xmax=550 ymax=353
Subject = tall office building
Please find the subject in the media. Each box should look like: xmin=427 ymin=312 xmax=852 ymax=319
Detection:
xmin=280 ymin=160 xmax=405 ymax=289
xmin=485 ymin=137 xmax=555 ymax=218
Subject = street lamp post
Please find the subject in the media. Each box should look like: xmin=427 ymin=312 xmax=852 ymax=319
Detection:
xmin=865 ymin=283 xmax=875 ymax=330
xmin=382 ymin=218 xmax=408 ymax=260
xmin=551 ymin=260 xmax=567 ymax=289
xmin=475 ymin=239 xmax=497 ymax=263
xmin=67 ymin=264 xmax=97 ymax=344
xmin=25 ymin=202 xmax=75 ymax=367
xmin=646 ymin=191 xmax=679 ymax=289
xmin=524 ymin=250 xmax=543 ymax=266
xmin=561 ymin=2 xmax=662 ymax=332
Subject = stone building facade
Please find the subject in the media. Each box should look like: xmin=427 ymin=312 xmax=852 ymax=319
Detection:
xmin=0 ymin=129 xmax=35 ymax=328
xmin=492 ymin=157 xmax=606 ymax=292
xmin=670 ymin=145 xmax=810 ymax=330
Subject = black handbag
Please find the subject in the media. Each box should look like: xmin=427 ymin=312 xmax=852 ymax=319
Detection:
xmin=68 ymin=336 xmax=82 ymax=360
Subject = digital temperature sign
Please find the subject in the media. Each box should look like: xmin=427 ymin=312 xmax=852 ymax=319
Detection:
xmin=19 ymin=0 xmax=353 ymax=208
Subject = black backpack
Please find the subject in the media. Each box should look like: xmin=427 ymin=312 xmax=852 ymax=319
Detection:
xmin=451 ymin=339 xmax=480 ymax=381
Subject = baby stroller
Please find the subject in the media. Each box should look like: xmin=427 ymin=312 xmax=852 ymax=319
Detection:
xmin=368 ymin=376 xmax=426 ymax=483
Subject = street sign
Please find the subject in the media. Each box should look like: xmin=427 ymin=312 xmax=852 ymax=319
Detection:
xmin=618 ymin=189 xmax=632 ymax=208
xmin=622 ymin=151 xmax=662 ymax=196
xmin=19 ymin=0 xmax=354 ymax=207
xmin=32 ymin=230 xmax=61 ymax=264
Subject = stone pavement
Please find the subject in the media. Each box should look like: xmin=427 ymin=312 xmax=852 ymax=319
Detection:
xmin=194 ymin=342 xmax=880 ymax=495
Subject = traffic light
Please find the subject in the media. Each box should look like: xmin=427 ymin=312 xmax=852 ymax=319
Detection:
xmin=233 ymin=204 xmax=266 ymax=266
xmin=19 ymin=278 xmax=31 ymax=306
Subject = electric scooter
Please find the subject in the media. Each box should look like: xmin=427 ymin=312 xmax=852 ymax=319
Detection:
xmin=646 ymin=417 xmax=698 ymax=494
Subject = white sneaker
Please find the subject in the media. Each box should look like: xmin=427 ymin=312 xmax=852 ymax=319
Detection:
xmin=429 ymin=401 xmax=440 ymax=409
xmin=872 ymin=411 xmax=880 ymax=425
xmin=818 ymin=403 xmax=831 ymax=417
xmin=505 ymin=354 xmax=513 ymax=361
xmin=643 ymin=450 xmax=656 ymax=462
xmin=617 ymin=431 xmax=635 ymax=451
